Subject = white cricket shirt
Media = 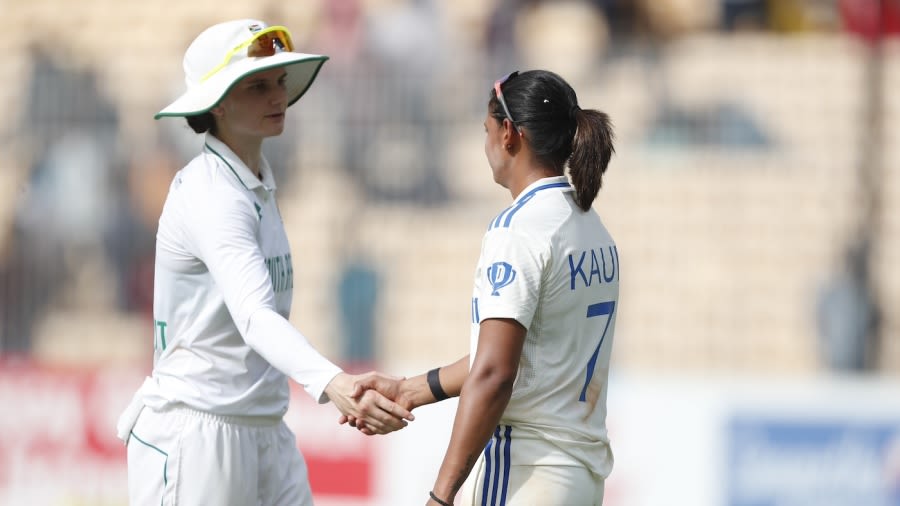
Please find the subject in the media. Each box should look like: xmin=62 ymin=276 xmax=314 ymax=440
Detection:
xmin=471 ymin=176 xmax=619 ymax=478
xmin=139 ymin=134 xmax=341 ymax=418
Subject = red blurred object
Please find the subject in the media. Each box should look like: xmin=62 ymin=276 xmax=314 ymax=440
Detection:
xmin=840 ymin=0 xmax=900 ymax=42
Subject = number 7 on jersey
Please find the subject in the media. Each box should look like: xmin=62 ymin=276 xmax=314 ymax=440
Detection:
xmin=579 ymin=301 xmax=616 ymax=402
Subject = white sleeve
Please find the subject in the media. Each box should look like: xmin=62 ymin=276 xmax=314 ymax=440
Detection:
xmin=476 ymin=228 xmax=547 ymax=329
xmin=245 ymin=309 xmax=342 ymax=403
xmin=185 ymin=184 xmax=342 ymax=403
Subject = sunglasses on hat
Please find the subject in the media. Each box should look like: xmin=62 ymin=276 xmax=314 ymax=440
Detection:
xmin=202 ymin=26 xmax=294 ymax=82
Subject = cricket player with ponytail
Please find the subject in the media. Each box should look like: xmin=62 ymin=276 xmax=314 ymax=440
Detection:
xmin=348 ymin=69 xmax=619 ymax=506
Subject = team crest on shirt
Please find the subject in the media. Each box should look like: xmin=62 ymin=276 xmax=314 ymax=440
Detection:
xmin=487 ymin=261 xmax=516 ymax=296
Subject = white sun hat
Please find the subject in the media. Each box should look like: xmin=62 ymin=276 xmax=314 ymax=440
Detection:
xmin=155 ymin=19 xmax=328 ymax=119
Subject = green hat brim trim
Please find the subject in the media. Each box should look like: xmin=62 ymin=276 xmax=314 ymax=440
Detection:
xmin=154 ymin=55 xmax=328 ymax=120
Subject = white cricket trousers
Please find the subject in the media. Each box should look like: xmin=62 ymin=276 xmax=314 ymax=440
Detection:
xmin=126 ymin=405 xmax=313 ymax=506
xmin=459 ymin=425 xmax=605 ymax=505
xmin=461 ymin=460 xmax=604 ymax=506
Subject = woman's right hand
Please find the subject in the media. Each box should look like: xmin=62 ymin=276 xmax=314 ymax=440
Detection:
xmin=324 ymin=372 xmax=414 ymax=435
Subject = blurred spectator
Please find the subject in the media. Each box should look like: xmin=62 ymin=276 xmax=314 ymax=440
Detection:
xmin=308 ymin=0 xmax=379 ymax=197
xmin=314 ymin=0 xmax=367 ymax=66
xmin=485 ymin=0 xmax=611 ymax=72
xmin=595 ymin=0 xmax=647 ymax=43
xmin=484 ymin=0 xmax=533 ymax=74
xmin=311 ymin=0 xmax=450 ymax=206
xmin=337 ymin=257 xmax=379 ymax=367
xmin=720 ymin=0 xmax=769 ymax=31
xmin=18 ymin=46 xmax=120 ymax=248
xmin=840 ymin=0 xmax=900 ymax=42
xmin=636 ymin=0 xmax=718 ymax=37
xmin=0 ymin=224 xmax=65 ymax=353
xmin=19 ymin=133 xmax=117 ymax=247
xmin=1 ymin=46 xmax=124 ymax=353
xmin=103 ymin=146 xmax=179 ymax=319
xmin=766 ymin=0 xmax=822 ymax=32
xmin=513 ymin=0 xmax=610 ymax=84
xmin=361 ymin=0 xmax=450 ymax=204
xmin=816 ymin=239 xmax=881 ymax=371
xmin=22 ymin=44 xmax=119 ymax=149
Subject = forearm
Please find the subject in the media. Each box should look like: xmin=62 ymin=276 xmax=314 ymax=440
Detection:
xmin=245 ymin=308 xmax=342 ymax=402
xmin=431 ymin=367 xmax=513 ymax=501
xmin=401 ymin=355 xmax=469 ymax=409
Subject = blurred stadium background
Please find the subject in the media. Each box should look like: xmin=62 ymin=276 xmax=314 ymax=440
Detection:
xmin=1 ymin=0 xmax=899 ymax=504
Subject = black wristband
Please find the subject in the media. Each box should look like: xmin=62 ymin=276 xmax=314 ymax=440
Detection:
xmin=429 ymin=491 xmax=453 ymax=506
xmin=427 ymin=368 xmax=449 ymax=401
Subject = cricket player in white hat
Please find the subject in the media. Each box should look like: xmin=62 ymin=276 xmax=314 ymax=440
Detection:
xmin=116 ymin=19 xmax=413 ymax=506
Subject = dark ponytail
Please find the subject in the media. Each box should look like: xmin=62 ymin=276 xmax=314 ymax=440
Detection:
xmin=488 ymin=70 xmax=614 ymax=212
xmin=569 ymin=108 xmax=614 ymax=211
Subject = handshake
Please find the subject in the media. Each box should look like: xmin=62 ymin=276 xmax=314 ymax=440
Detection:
xmin=323 ymin=367 xmax=454 ymax=435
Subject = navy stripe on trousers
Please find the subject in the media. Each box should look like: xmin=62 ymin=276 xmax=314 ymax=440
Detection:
xmin=481 ymin=424 xmax=512 ymax=506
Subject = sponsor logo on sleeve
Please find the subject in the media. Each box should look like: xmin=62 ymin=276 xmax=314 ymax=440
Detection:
xmin=487 ymin=261 xmax=516 ymax=296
